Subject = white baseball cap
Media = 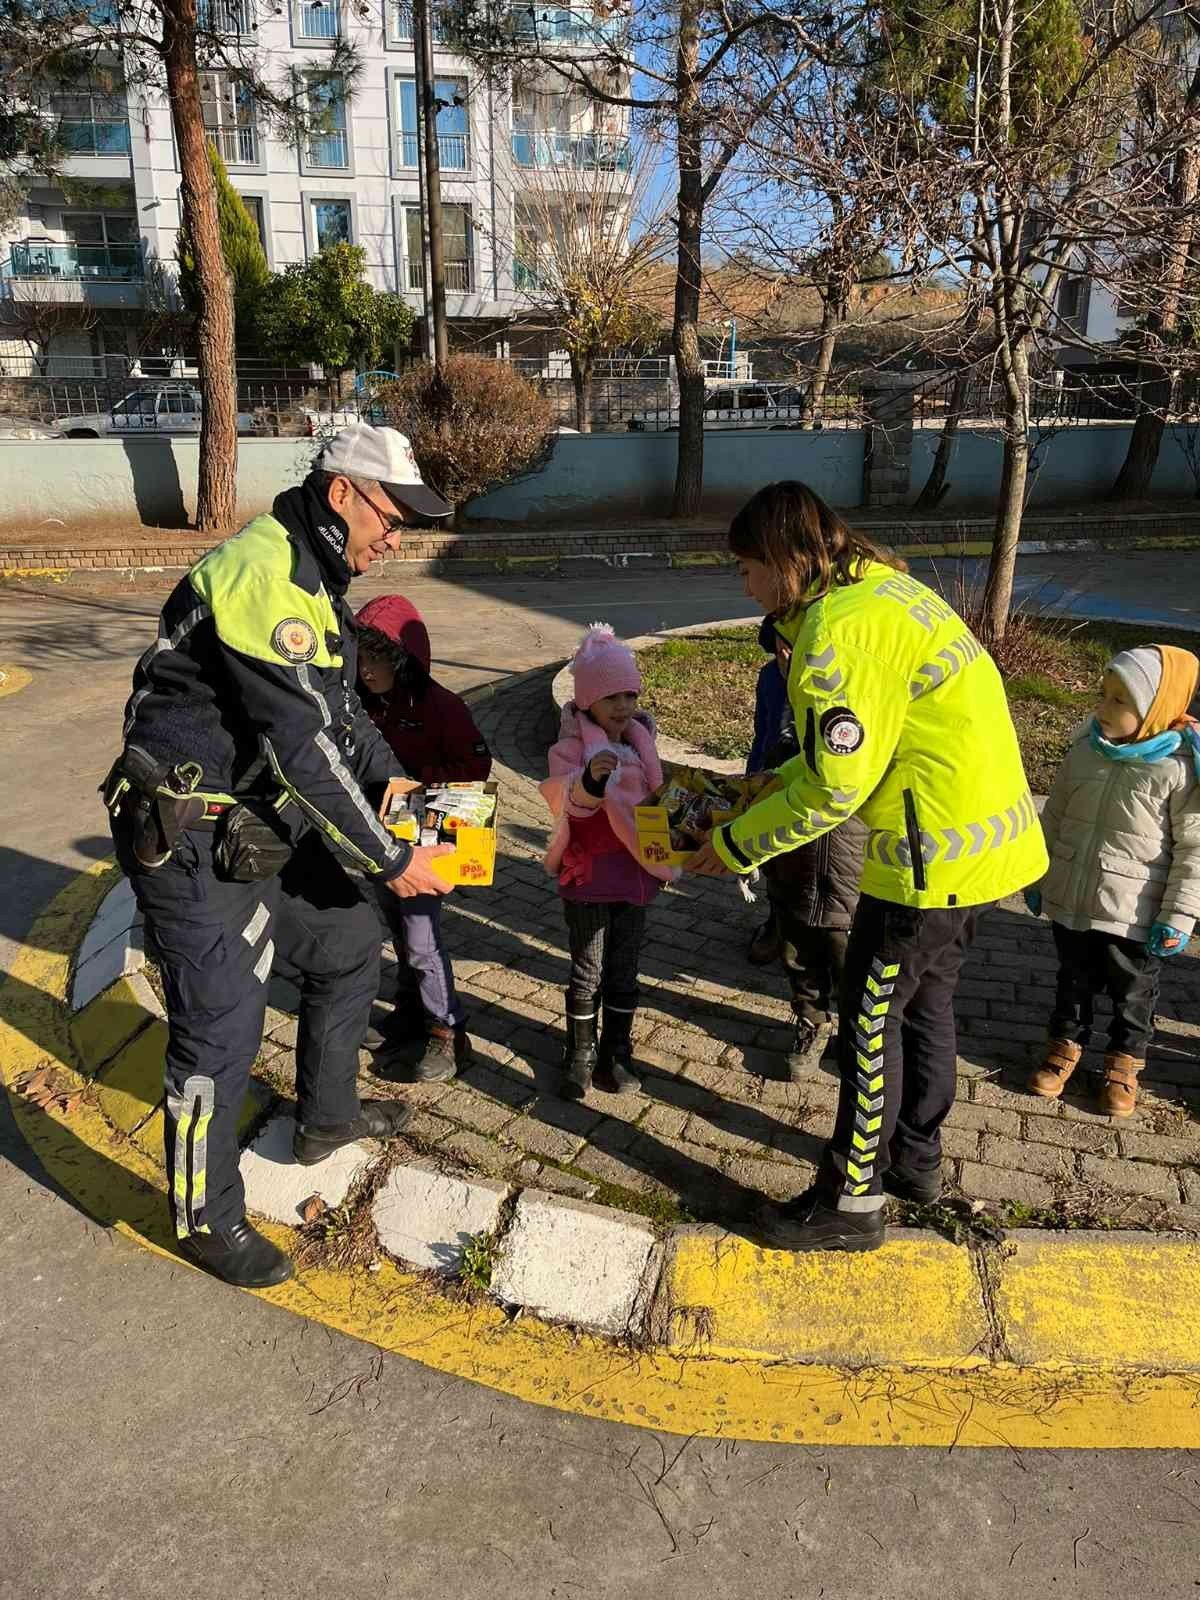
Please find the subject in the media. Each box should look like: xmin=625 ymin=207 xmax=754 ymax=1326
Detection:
xmin=316 ymin=422 xmax=452 ymax=520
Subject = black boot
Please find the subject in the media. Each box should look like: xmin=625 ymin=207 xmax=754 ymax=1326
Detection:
xmin=414 ymin=1022 xmax=471 ymax=1083
xmin=882 ymin=1166 xmax=944 ymax=1205
xmin=762 ymin=1186 xmax=885 ymax=1253
xmin=364 ymin=994 xmax=426 ymax=1054
xmin=293 ymin=1099 xmax=414 ymax=1165
xmin=179 ymin=1218 xmax=293 ymax=1288
xmin=786 ymin=1014 xmax=832 ymax=1080
xmin=563 ymin=1007 xmax=598 ymax=1100
xmin=597 ymin=1005 xmax=639 ymax=1094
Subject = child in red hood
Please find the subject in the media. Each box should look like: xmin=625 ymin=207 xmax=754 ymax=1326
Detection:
xmin=355 ymin=594 xmax=492 ymax=1081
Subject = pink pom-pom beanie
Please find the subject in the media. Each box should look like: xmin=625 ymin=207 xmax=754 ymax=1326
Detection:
xmin=570 ymin=622 xmax=642 ymax=710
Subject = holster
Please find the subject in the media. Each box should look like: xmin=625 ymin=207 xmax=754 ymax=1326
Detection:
xmin=101 ymin=744 xmax=207 ymax=870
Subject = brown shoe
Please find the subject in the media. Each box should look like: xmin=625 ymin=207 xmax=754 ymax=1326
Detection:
xmin=1027 ymin=1039 xmax=1083 ymax=1099
xmin=1099 ymin=1052 xmax=1142 ymax=1117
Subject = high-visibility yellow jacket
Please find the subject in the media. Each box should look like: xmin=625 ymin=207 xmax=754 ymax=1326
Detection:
xmin=713 ymin=562 xmax=1048 ymax=908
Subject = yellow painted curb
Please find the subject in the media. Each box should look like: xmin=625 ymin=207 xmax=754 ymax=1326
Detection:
xmin=0 ymin=664 xmax=32 ymax=699
xmin=664 ymin=1228 xmax=989 ymax=1367
xmin=4 ymin=864 xmax=1200 ymax=1448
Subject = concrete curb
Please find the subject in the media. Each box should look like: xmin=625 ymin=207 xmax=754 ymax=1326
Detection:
xmin=6 ymin=528 xmax=1200 ymax=582
xmin=41 ymin=869 xmax=1200 ymax=1406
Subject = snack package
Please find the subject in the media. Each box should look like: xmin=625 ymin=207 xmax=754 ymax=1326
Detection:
xmin=635 ymin=764 xmax=769 ymax=867
xmin=380 ymin=778 xmax=499 ymax=886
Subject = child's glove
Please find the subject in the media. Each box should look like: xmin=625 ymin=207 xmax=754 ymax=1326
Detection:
xmin=1023 ymin=887 xmax=1043 ymax=918
xmin=1148 ymin=923 xmax=1191 ymax=958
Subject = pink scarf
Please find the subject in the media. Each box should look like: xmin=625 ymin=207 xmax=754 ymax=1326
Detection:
xmin=540 ymin=704 xmax=676 ymax=884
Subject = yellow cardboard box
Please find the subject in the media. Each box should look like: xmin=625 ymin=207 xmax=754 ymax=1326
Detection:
xmin=633 ymin=765 xmax=774 ymax=870
xmin=380 ymin=779 xmax=498 ymax=887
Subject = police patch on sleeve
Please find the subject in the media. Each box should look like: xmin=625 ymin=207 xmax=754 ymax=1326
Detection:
xmin=820 ymin=706 xmax=864 ymax=755
xmin=271 ymin=617 xmax=318 ymax=664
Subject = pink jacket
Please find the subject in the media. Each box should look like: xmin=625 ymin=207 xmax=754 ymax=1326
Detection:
xmin=541 ymin=704 xmax=678 ymax=903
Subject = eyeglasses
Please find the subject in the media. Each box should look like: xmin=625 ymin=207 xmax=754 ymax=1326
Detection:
xmin=350 ymin=479 xmax=406 ymax=539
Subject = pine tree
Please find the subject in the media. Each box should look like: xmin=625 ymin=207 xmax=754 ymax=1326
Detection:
xmin=177 ymin=142 xmax=270 ymax=352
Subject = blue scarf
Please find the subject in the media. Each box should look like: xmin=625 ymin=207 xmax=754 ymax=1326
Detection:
xmin=1090 ymin=719 xmax=1200 ymax=780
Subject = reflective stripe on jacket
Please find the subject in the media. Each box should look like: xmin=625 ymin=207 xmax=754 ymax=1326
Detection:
xmin=713 ymin=562 xmax=1048 ymax=909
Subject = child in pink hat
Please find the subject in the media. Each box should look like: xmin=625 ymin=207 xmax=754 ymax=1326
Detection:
xmin=541 ymin=624 xmax=677 ymax=1098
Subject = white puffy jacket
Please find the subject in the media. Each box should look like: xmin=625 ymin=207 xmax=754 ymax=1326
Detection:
xmin=1040 ymin=729 xmax=1200 ymax=940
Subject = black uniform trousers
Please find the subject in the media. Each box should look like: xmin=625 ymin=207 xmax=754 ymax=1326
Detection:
xmin=818 ymin=894 xmax=985 ymax=1212
xmin=113 ymin=823 xmax=381 ymax=1237
xmin=1049 ymin=922 xmax=1160 ymax=1057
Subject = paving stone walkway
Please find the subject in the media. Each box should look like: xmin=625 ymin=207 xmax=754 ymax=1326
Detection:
xmin=257 ymin=665 xmax=1200 ymax=1233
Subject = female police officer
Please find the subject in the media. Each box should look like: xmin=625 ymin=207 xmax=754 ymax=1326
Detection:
xmin=106 ymin=425 xmax=454 ymax=1288
xmin=687 ymin=482 xmax=1047 ymax=1252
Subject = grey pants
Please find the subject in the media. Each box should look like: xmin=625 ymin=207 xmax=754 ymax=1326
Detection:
xmin=562 ymin=899 xmax=646 ymax=1021
xmin=376 ymin=888 xmax=465 ymax=1028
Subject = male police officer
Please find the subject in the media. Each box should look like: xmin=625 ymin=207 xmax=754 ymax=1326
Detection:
xmin=105 ymin=424 xmax=454 ymax=1289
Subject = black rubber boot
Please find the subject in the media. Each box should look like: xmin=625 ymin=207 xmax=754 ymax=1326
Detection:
xmin=882 ymin=1166 xmax=944 ymax=1205
xmin=292 ymin=1099 xmax=414 ymax=1165
xmin=762 ymin=1186 xmax=885 ymax=1253
xmin=563 ymin=1008 xmax=598 ymax=1100
xmin=414 ymin=1023 xmax=471 ymax=1083
xmin=597 ymin=1006 xmax=639 ymax=1095
xmin=179 ymin=1218 xmax=293 ymax=1288
xmin=786 ymin=1015 xmax=832 ymax=1080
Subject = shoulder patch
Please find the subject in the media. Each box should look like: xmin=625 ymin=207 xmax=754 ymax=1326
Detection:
xmin=820 ymin=706 xmax=864 ymax=755
xmin=271 ymin=617 xmax=319 ymax=664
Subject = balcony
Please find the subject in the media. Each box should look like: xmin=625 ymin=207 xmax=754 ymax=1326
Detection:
xmin=57 ymin=117 xmax=130 ymax=155
xmin=397 ymin=129 xmax=469 ymax=170
xmin=6 ymin=241 xmax=143 ymax=281
xmin=406 ymin=258 xmax=473 ymax=292
xmin=197 ymin=0 xmax=256 ymax=33
xmin=514 ymin=258 xmax=542 ymax=290
xmin=296 ymin=0 xmax=339 ymax=38
xmin=387 ymin=1 xmax=457 ymax=42
xmin=306 ymin=128 xmax=349 ymax=168
xmin=511 ymin=130 xmax=631 ymax=171
xmin=206 ymin=123 xmax=258 ymax=165
xmin=507 ymin=5 xmax=622 ymax=45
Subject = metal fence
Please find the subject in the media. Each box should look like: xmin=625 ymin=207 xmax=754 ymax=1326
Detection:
xmin=909 ymin=367 xmax=1200 ymax=429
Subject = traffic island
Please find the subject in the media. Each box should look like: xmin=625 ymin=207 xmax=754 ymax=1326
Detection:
xmin=3 ymin=661 xmax=1200 ymax=1449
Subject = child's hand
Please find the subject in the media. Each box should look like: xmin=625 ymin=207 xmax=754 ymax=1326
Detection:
xmin=588 ymin=752 xmax=619 ymax=783
xmin=1148 ymin=922 xmax=1191 ymax=957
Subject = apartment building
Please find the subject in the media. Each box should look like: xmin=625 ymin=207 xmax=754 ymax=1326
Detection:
xmin=0 ymin=2 xmax=632 ymax=376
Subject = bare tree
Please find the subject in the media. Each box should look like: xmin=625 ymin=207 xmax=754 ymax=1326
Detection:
xmin=839 ymin=0 xmax=1200 ymax=641
xmin=0 ymin=0 xmax=363 ymax=533
xmin=459 ymin=0 xmax=853 ymax=515
xmin=0 ymin=271 xmax=97 ymax=373
xmin=505 ymin=136 xmax=669 ymax=430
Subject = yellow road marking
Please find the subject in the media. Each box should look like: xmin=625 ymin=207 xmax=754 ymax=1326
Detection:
xmin=0 ymin=664 xmax=32 ymax=699
xmin=3 ymin=864 xmax=1200 ymax=1448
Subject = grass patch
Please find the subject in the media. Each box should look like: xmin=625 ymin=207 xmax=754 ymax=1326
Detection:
xmin=459 ymin=1229 xmax=498 ymax=1293
xmin=638 ymin=618 xmax=1199 ymax=794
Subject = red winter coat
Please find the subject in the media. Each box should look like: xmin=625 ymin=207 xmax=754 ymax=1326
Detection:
xmin=355 ymin=594 xmax=493 ymax=785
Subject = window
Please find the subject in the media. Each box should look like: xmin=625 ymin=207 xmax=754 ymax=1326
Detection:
xmin=404 ymin=203 xmax=471 ymax=291
xmin=160 ymin=388 xmax=198 ymax=416
xmin=387 ymin=0 xmax=455 ymax=43
xmin=306 ymin=74 xmax=349 ymax=169
xmin=396 ymin=77 xmax=468 ymax=171
xmin=1058 ymin=275 xmax=1086 ymax=323
xmin=50 ymin=81 xmax=129 ymax=156
xmin=238 ymin=195 xmax=268 ymax=256
xmin=199 ymin=71 xmax=257 ymax=166
xmin=197 ymin=0 xmax=255 ymax=34
xmin=311 ymin=198 xmax=351 ymax=251
xmin=295 ymin=0 xmax=339 ymax=38
xmin=61 ymin=212 xmax=140 ymax=278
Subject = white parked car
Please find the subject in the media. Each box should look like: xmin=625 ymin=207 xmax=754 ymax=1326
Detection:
xmin=53 ymin=383 xmax=259 ymax=439
xmin=626 ymin=382 xmax=811 ymax=432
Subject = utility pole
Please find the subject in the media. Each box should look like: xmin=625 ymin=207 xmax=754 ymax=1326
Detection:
xmin=413 ymin=0 xmax=448 ymax=369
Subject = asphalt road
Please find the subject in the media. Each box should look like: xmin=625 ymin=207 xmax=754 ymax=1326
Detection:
xmin=1 ymin=555 xmax=1197 ymax=1599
